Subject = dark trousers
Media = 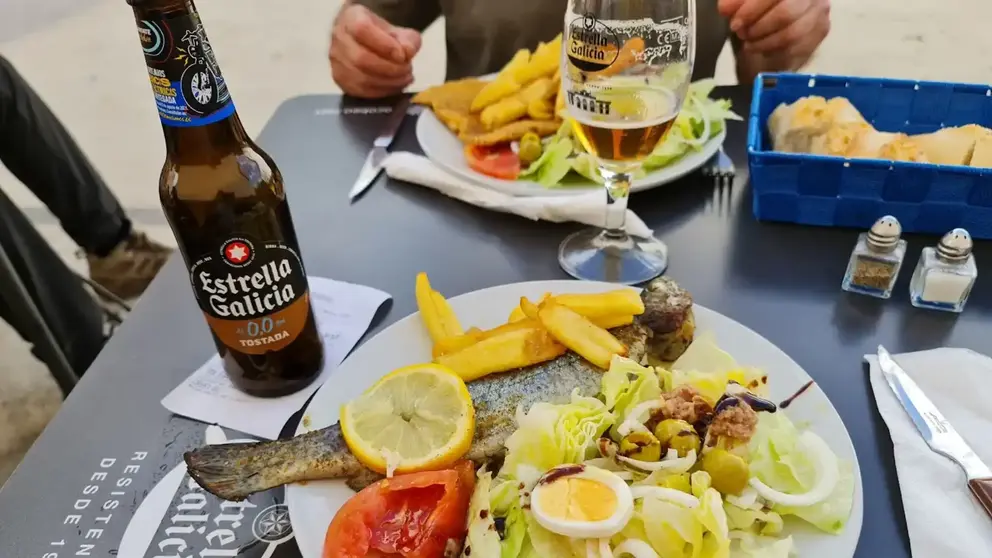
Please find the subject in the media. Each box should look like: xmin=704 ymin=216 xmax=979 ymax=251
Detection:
xmin=0 ymin=55 xmax=129 ymax=374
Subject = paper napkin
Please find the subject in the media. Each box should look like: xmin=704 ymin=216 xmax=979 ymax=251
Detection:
xmin=161 ymin=276 xmax=391 ymax=440
xmin=865 ymin=348 xmax=992 ymax=556
xmin=383 ymin=152 xmax=654 ymax=238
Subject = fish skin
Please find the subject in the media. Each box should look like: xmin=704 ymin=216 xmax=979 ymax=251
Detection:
xmin=183 ymin=324 xmax=649 ymax=501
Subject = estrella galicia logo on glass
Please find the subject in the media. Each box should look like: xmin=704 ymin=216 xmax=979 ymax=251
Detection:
xmin=567 ymin=13 xmax=620 ymax=72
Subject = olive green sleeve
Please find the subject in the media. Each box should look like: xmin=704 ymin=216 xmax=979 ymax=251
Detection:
xmin=351 ymin=0 xmax=441 ymax=32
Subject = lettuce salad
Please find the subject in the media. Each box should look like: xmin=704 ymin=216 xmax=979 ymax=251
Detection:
xmin=519 ymin=79 xmax=742 ymax=188
xmin=462 ymin=333 xmax=854 ymax=558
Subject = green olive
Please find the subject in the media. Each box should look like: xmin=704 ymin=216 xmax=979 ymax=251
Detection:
xmin=618 ymin=431 xmax=662 ymax=462
xmin=518 ymin=134 xmax=543 ymax=165
xmin=659 ymin=472 xmax=692 ymax=494
xmin=668 ymin=430 xmax=701 ymax=458
xmin=653 ymin=419 xmax=700 ymax=457
xmin=700 ymin=449 xmax=750 ymax=495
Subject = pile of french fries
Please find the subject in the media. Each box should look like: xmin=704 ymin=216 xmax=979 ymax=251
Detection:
xmin=415 ymin=272 xmax=645 ymax=382
xmin=470 ymin=35 xmax=566 ymax=132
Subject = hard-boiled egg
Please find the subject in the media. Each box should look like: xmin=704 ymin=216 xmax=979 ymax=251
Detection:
xmin=530 ymin=464 xmax=633 ymax=538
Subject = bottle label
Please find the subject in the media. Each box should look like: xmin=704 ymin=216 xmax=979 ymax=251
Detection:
xmin=189 ymin=236 xmax=311 ymax=354
xmin=136 ymin=12 xmax=236 ymax=127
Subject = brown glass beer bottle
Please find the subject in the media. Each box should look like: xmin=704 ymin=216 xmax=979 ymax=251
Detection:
xmin=127 ymin=0 xmax=324 ymax=397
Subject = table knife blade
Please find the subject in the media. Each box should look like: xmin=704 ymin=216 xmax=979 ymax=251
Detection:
xmin=876 ymin=345 xmax=992 ymax=518
xmin=348 ymin=97 xmax=411 ymax=201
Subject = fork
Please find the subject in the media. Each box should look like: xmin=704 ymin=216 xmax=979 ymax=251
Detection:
xmin=701 ymin=146 xmax=735 ymax=186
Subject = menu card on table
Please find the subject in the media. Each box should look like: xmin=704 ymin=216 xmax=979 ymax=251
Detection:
xmin=161 ymin=276 xmax=391 ymax=439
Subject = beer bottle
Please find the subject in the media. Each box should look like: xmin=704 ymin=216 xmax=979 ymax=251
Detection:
xmin=127 ymin=0 xmax=324 ymax=397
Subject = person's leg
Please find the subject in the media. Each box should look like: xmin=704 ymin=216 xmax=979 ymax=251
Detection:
xmin=0 ymin=54 xmax=172 ymax=299
xmin=0 ymin=187 xmax=106 ymax=376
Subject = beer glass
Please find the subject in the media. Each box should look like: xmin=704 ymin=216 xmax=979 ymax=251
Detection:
xmin=558 ymin=0 xmax=695 ymax=284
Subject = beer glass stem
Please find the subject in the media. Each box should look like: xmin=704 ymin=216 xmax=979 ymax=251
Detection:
xmin=602 ymin=169 xmax=632 ymax=241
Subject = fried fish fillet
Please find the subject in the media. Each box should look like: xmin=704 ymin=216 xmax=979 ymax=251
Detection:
xmin=184 ymin=280 xmax=694 ymax=501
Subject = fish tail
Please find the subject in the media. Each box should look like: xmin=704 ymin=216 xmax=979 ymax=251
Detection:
xmin=184 ymin=425 xmax=361 ymax=501
xmin=184 ymin=441 xmax=280 ymax=501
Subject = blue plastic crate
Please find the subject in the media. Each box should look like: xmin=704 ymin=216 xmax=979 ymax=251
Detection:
xmin=747 ymin=73 xmax=992 ymax=238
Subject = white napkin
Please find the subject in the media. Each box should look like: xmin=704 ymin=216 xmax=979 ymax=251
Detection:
xmin=866 ymin=348 xmax=992 ymax=556
xmin=383 ymin=152 xmax=654 ymax=238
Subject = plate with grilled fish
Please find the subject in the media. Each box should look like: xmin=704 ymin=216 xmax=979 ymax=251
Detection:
xmin=183 ymin=277 xmax=862 ymax=558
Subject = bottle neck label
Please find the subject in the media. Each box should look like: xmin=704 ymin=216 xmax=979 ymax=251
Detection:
xmin=189 ymin=235 xmax=311 ymax=354
xmin=136 ymin=12 xmax=236 ymax=127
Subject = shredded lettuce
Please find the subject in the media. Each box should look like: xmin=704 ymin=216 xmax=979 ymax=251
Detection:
xmin=732 ymin=533 xmax=795 ymax=558
xmin=519 ymin=137 xmax=574 ymax=187
xmin=500 ymin=390 xmax=614 ymax=486
xmin=748 ymin=413 xmax=855 ymax=534
xmin=511 ymin=78 xmax=739 ymax=186
xmin=601 ymin=355 xmax=662 ymax=433
xmin=463 ymin=469 xmax=501 ymax=558
xmin=724 ymin=504 xmax=785 ymax=536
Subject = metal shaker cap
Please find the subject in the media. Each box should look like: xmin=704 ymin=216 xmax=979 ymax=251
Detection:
xmin=937 ymin=228 xmax=973 ymax=262
xmin=866 ymin=215 xmax=902 ymax=252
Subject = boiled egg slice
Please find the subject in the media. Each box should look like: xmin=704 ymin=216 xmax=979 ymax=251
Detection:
xmin=530 ymin=464 xmax=634 ymax=539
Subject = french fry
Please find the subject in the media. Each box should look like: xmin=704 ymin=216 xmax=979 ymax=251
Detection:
xmin=435 ymin=325 xmax=567 ymax=382
xmin=431 ymin=290 xmax=464 ymax=338
xmin=553 ymin=290 xmax=645 ymax=318
xmin=527 ymin=98 xmax=554 ymax=120
xmin=519 ymin=297 xmax=541 ymax=320
xmin=480 ymin=97 xmax=528 ymax=131
xmin=515 ymin=35 xmax=562 ymax=84
xmin=508 ymin=306 xmax=527 ymax=323
xmin=432 ymin=320 xmax=539 ymax=358
xmin=414 ymin=272 xmax=463 ymax=344
xmin=471 ymin=78 xmax=522 ymax=113
xmin=537 ymin=302 xmax=626 ymax=369
xmin=591 ymin=314 xmax=635 ymax=329
xmin=592 ymin=37 xmax=644 ymax=78
xmin=415 ymin=273 xmax=447 ymax=343
xmin=508 ymin=293 xmax=551 ymax=323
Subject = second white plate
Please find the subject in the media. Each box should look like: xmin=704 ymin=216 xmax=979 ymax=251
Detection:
xmin=416 ymin=109 xmax=726 ymax=198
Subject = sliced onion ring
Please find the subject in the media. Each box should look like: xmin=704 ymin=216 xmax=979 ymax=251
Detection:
xmin=749 ymin=431 xmax=838 ymax=507
xmin=617 ymin=400 xmax=665 ymax=437
xmin=617 ymin=449 xmax=697 ymax=472
xmin=630 ymin=486 xmax=700 ymax=508
xmin=613 ymin=539 xmax=660 ymax=558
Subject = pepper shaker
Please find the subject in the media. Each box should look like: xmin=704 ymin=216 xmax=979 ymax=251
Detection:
xmin=909 ymin=228 xmax=977 ymax=313
xmin=841 ymin=215 xmax=907 ymax=299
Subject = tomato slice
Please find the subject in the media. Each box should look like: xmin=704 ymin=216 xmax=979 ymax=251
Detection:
xmin=323 ymin=461 xmax=476 ymax=558
xmin=465 ymin=143 xmax=521 ymax=180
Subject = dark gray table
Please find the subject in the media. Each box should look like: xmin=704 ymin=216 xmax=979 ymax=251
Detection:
xmin=2 ymin=85 xmax=989 ymax=557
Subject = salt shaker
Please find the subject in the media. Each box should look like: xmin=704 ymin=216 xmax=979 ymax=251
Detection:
xmin=909 ymin=228 xmax=977 ymax=313
xmin=841 ymin=215 xmax=907 ymax=299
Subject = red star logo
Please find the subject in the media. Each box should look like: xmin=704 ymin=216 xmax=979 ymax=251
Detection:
xmin=225 ymin=241 xmax=250 ymax=264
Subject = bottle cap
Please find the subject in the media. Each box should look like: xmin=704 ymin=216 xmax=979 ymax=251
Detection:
xmin=866 ymin=215 xmax=902 ymax=252
xmin=937 ymin=228 xmax=973 ymax=262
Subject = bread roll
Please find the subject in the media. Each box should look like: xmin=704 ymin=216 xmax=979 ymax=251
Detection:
xmin=768 ymin=96 xmax=831 ymax=153
xmin=809 ymin=122 xmax=874 ymax=157
xmin=970 ymin=133 xmax=992 ymax=168
xmin=911 ymin=125 xmax=992 ymax=166
xmin=825 ymin=97 xmax=869 ymax=127
xmin=769 ymin=96 xmax=870 ymax=154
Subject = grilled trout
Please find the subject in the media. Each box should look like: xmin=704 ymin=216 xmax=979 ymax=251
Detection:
xmin=185 ymin=280 xmax=693 ymax=501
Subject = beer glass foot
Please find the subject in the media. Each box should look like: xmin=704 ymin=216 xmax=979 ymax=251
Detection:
xmin=558 ymin=227 xmax=668 ymax=285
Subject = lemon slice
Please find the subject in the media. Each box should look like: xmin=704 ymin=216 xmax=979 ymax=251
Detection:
xmin=340 ymin=363 xmax=475 ymax=476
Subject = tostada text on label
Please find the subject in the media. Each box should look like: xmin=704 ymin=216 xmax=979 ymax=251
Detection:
xmin=136 ymin=12 xmax=235 ymax=127
xmin=189 ymin=236 xmax=310 ymax=354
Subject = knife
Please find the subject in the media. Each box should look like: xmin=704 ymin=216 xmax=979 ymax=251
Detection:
xmin=348 ymin=96 xmax=411 ymax=201
xmin=876 ymin=345 xmax=992 ymax=518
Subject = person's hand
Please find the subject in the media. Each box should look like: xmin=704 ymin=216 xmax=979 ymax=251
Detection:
xmin=329 ymin=4 xmax=422 ymax=98
xmin=718 ymin=0 xmax=829 ymax=59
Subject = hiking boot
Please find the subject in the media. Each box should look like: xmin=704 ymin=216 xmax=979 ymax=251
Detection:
xmin=87 ymin=231 xmax=173 ymax=300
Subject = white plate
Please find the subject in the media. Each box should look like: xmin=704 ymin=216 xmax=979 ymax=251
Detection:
xmin=287 ymin=280 xmax=863 ymax=558
xmin=416 ymin=109 xmax=726 ymax=198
